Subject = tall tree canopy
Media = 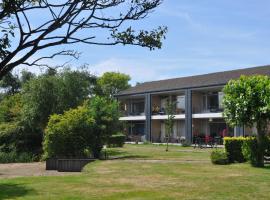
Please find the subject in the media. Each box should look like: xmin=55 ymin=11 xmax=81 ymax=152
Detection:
xmin=223 ymin=75 xmax=270 ymax=167
xmin=0 ymin=0 xmax=167 ymax=79
xmin=21 ymin=68 xmax=97 ymax=130
xmin=97 ymin=72 xmax=130 ymax=97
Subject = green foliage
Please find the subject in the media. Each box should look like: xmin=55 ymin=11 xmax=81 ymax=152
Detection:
xmin=44 ymin=96 xmax=120 ymax=159
xmin=97 ymin=72 xmax=130 ymax=97
xmin=0 ymin=151 xmax=37 ymax=163
xmin=107 ymin=133 xmax=126 ymax=148
xmin=164 ymin=100 xmax=176 ymax=151
xmin=242 ymin=137 xmax=270 ymax=167
xmin=223 ymin=75 xmax=270 ymax=167
xmin=224 ymin=137 xmax=246 ymax=163
xmin=211 ymin=149 xmax=229 ymax=165
xmin=0 ymin=122 xmax=42 ymax=154
xmin=43 ymin=106 xmax=95 ymax=159
xmin=242 ymin=137 xmax=258 ymax=166
xmin=21 ymin=69 xmax=96 ymax=130
xmin=0 ymin=93 xmax=22 ymax=123
xmin=223 ymin=75 xmax=270 ymax=128
xmin=0 ymin=72 xmax=21 ymax=95
xmin=85 ymin=96 xmax=120 ymax=158
xmin=0 ymin=123 xmax=20 ymax=152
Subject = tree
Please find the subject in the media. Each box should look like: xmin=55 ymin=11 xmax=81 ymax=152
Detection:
xmin=164 ymin=99 xmax=175 ymax=152
xmin=0 ymin=0 xmax=167 ymax=79
xmin=97 ymin=72 xmax=130 ymax=97
xmin=223 ymin=75 xmax=270 ymax=167
xmin=21 ymin=68 xmax=97 ymax=130
xmin=85 ymin=96 xmax=120 ymax=158
xmin=0 ymin=71 xmax=21 ymax=94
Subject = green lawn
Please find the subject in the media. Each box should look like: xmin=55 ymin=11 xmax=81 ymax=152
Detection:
xmin=1 ymin=144 xmax=270 ymax=200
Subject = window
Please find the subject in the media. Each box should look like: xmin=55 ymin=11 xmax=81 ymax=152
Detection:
xmin=132 ymin=101 xmax=145 ymax=115
xmin=176 ymin=95 xmax=185 ymax=110
xmin=218 ymin=92 xmax=224 ymax=109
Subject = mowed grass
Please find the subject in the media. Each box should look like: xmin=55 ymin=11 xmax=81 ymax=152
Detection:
xmin=1 ymin=144 xmax=270 ymax=200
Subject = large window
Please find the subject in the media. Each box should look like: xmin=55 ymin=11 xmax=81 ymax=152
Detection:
xmin=131 ymin=101 xmax=145 ymax=115
xmin=203 ymin=92 xmax=224 ymax=112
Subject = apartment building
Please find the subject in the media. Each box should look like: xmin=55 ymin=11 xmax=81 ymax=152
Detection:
xmin=115 ymin=66 xmax=270 ymax=144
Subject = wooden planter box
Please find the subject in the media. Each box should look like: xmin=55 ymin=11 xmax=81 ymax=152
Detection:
xmin=46 ymin=158 xmax=58 ymax=170
xmin=57 ymin=159 xmax=95 ymax=172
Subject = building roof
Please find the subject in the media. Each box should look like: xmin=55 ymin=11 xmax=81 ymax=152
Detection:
xmin=117 ymin=65 xmax=270 ymax=96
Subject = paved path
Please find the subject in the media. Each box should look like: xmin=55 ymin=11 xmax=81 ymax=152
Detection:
xmin=0 ymin=162 xmax=79 ymax=179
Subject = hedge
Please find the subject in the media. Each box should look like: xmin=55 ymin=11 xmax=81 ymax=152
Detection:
xmin=224 ymin=137 xmax=270 ymax=166
xmin=107 ymin=133 xmax=126 ymax=147
xmin=224 ymin=137 xmax=247 ymax=163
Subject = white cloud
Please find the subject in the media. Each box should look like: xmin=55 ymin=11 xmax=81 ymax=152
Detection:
xmin=87 ymin=56 xmax=258 ymax=86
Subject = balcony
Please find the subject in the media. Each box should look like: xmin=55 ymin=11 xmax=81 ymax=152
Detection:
xmin=152 ymin=93 xmax=185 ymax=113
xmin=119 ymin=98 xmax=145 ymax=121
xmin=192 ymin=90 xmax=224 ymax=114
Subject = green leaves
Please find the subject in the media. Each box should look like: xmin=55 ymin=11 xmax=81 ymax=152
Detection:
xmin=223 ymin=75 xmax=270 ymax=128
xmin=97 ymin=72 xmax=130 ymax=97
xmin=111 ymin=26 xmax=167 ymax=50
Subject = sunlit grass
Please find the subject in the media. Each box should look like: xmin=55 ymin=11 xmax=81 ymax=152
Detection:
xmin=0 ymin=144 xmax=270 ymax=200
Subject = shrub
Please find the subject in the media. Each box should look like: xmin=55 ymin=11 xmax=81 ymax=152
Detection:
xmin=224 ymin=137 xmax=246 ymax=163
xmin=211 ymin=149 xmax=229 ymax=165
xmin=0 ymin=151 xmax=36 ymax=163
xmin=107 ymin=133 xmax=126 ymax=147
xmin=242 ymin=137 xmax=257 ymax=166
xmin=242 ymin=137 xmax=270 ymax=167
xmin=85 ymin=96 xmax=120 ymax=158
xmin=43 ymin=106 xmax=95 ymax=159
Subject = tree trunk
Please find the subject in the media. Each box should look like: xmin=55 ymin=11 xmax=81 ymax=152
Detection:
xmin=166 ymin=139 xmax=169 ymax=152
xmin=256 ymin=122 xmax=266 ymax=167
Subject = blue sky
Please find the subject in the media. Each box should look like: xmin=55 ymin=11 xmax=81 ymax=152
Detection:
xmin=17 ymin=0 xmax=270 ymax=85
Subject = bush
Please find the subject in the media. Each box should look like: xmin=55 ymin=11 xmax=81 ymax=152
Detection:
xmin=242 ymin=137 xmax=257 ymax=166
xmin=43 ymin=106 xmax=95 ymax=159
xmin=85 ymin=96 xmax=120 ymax=158
xmin=242 ymin=137 xmax=270 ymax=167
xmin=107 ymin=133 xmax=126 ymax=147
xmin=0 ymin=151 xmax=37 ymax=163
xmin=224 ymin=137 xmax=246 ymax=163
xmin=211 ymin=149 xmax=229 ymax=165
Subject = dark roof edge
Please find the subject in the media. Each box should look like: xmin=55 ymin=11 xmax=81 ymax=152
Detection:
xmin=115 ymin=83 xmax=226 ymax=97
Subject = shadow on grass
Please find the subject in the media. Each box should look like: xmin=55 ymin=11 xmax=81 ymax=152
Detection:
xmin=0 ymin=183 xmax=35 ymax=199
xmin=108 ymin=155 xmax=150 ymax=160
xmin=105 ymin=149 xmax=149 ymax=160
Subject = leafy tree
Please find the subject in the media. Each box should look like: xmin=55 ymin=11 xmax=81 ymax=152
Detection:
xmin=164 ymin=99 xmax=175 ymax=152
xmin=97 ymin=72 xmax=131 ymax=97
xmin=223 ymin=75 xmax=270 ymax=167
xmin=0 ymin=93 xmax=42 ymax=154
xmin=0 ymin=72 xmax=21 ymax=95
xmin=21 ymin=69 xmax=97 ymax=130
xmin=85 ymin=96 xmax=120 ymax=158
xmin=0 ymin=93 xmax=22 ymax=123
xmin=20 ymin=70 xmax=35 ymax=84
xmin=0 ymin=0 xmax=167 ymax=79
